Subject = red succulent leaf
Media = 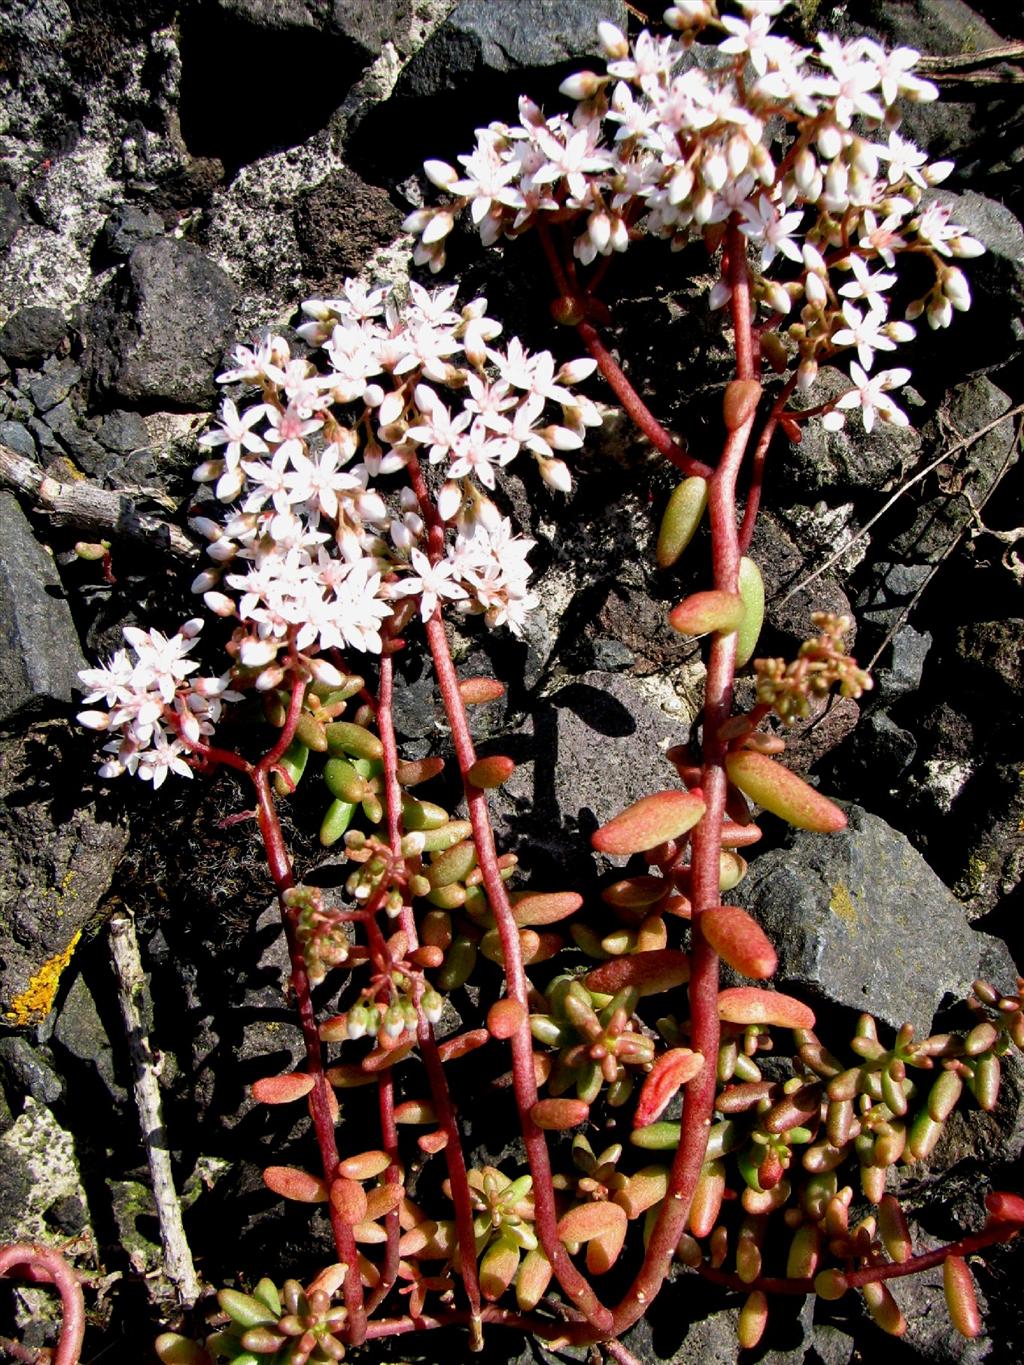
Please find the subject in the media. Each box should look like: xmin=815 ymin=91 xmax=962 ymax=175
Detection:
xmin=633 ymin=1048 xmax=705 ymax=1128
xmin=592 ymin=791 xmax=706 ymax=857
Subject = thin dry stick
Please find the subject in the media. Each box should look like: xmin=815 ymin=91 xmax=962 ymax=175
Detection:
xmin=0 ymin=444 xmax=197 ymax=559
xmin=864 ymin=410 xmax=1024 ymax=673
xmin=777 ymin=401 xmax=1024 ymax=609
xmin=108 ymin=908 xmax=201 ymax=1307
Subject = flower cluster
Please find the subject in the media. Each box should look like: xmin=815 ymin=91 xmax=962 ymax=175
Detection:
xmin=77 ymin=623 xmax=238 ymax=787
xmin=78 ymin=281 xmax=597 ymax=780
xmin=407 ymin=0 xmax=983 ymax=433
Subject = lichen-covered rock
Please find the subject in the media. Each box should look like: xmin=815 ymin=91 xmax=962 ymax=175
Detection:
xmin=0 ymin=725 xmax=128 ymax=1028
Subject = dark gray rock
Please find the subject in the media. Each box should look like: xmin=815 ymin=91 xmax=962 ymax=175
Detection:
xmin=0 ymin=1037 xmax=63 ymax=1105
xmin=0 ymin=307 xmax=68 ymax=366
xmin=495 ymin=670 xmax=686 ymax=870
xmin=874 ymin=624 xmax=932 ymax=702
xmin=781 ymin=367 xmax=922 ymax=497
xmin=0 ymin=724 xmax=128 ymax=1028
xmin=0 ymin=185 xmax=25 ymax=253
xmin=93 ymin=408 xmax=150 ymax=454
xmin=27 ymin=357 xmax=82 ymax=413
xmin=738 ymin=805 xmax=1007 ymax=1031
xmin=858 ymin=560 xmax=934 ymax=630
xmin=398 ymin=0 xmax=629 ymax=96
xmin=0 ymin=420 xmax=36 ymax=458
xmin=294 ymin=167 xmax=403 ymax=280
xmin=846 ymin=710 xmax=919 ymax=787
xmin=891 ymin=377 xmax=1016 ymax=563
xmin=86 ymin=238 xmax=239 ymax=406
xmin=53 ymin=972 xmax=126 ymax=1106
xmin=216 ymin=0 xmax=433 ymax=55
xmin=0 ymin=491 xmax=86 ymax=723
xmin=96 ymin=205 xmax=166 ymax=263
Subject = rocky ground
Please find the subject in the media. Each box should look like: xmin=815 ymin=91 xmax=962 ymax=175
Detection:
xmin=0 ymin=1 xmax=1022 ymax=1362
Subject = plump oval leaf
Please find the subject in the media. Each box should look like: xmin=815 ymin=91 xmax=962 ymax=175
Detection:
xmin=669 ymin=590 xmax=745 ymax=636
xmin=261 ymin=1166 xmax=327 ymax=1203
xmin=592 ymin=791 xmax=705 ymax=857
xmin=586 ymin=949 xmax=690 ymax=998
xmin=717 ymin=987 xmax=815 ymax=1029
xmin=657 ymin=476 xmax=708 ymax=568
xmin=700 ymin=905 xmax=777 ymax=979
xmin=557 ymin=1200 xmax=628 ymax=1246
xmin=735 ymin=557 xmax=765 ymax=668
xmin=726 ymin=752 xmax=846 ymax=833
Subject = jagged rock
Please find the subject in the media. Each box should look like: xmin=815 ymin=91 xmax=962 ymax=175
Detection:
xmin=0 ymin=492 xmax=86 ymax=723
xmin=27 ymin=357 xmax=82 ymax=413
xmin=0 ymin=1097 xmax=91 ymax=1242
xmin=350 ymin=0 xmax=629 ymax=181
xmin=737 ymin=804 xmax=1013 ymax=1032
xmin=0 ymin=307 xmax=68 ymax=366
xmin=891 ymin=377 xmax=1016 ymax=562
xmin=95 ymin=204 xmax=166 ymax=263
xmin=294 ymin=167 xmax=404 ymax=280
xmin=0 ymin=724 xmax=128 ymax=1027
xmin=86 ymin=238 xmax=239 ymax=406
xmin=0 ymin=419 xmax=36 ymax=458
xmin=52 ymin=970 xmax=126 ymax=1107
xmin=396 ymin=0 xmax=630 ymax=95
xmin=779 ymin=366 xmax=923 ymax=497
xmin=0 ymin=1037 xmax=63 ymax=1106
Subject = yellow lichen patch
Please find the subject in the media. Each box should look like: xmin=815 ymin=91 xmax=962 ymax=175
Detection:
xmin=4 ymin=930 xmax=82 ymax=1028
xmin=828 ymin=883 xmax=858 ymax=930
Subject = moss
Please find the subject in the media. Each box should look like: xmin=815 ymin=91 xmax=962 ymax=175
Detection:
xmin=3 ymin=930 xmax=82 ymax=1028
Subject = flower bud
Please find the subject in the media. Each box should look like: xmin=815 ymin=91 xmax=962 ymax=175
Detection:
xmin=559 ymin=70 xmax=604 ymax=101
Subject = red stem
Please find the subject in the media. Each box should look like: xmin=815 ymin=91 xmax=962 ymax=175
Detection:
xmin=0 ymin=1245 xmax=85 ymax=1365
xmin=250 ymin=743 xmax=367 ymax=1344
xmin=696 ymin=1220 xmax=1021 ymax=1296
xmin=375 ymin=649 xmax=485 ymax=1341
xmin=535 ymin=223 xmax=713 ymax=480
xmin=422 ymin=608 xmax=614 ymax=1335
xmin=737 ymin=376 xmax=795 ymax=556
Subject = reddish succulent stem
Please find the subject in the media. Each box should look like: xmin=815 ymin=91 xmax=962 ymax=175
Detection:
xmin=422 ymin=608 xmax=614 ymax=1334
xmin=738 ymin=376 xmax=795 ymax=556
xmin=0 ymin=1244 xmax=86 ymax=1365
xmin=536 ymin=223 xmax=713 ymax=480
xmin=588 ymin=218 xmax=760 ymax=1340
xmin=375 ymin=648 xmax=485 ymax=1341
xmin=248 ymin=677 xmax=367 ymax=1343
xmin=696 ymin=1219 xmax=1021 ymax=1297
xmin=406 ymin=446 xmax=612 ymax=1328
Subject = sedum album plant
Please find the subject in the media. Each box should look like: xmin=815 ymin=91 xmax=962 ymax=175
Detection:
xmin=6 ymin=3 xmax=1022 ymax=1362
